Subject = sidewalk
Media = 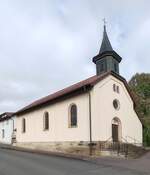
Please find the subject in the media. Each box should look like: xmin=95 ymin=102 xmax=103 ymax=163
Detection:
xmin=92 ymin=152 xmax=150 ymax=173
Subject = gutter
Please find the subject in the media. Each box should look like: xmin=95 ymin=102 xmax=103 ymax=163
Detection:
xmin=16 ymin=85 xmax=92 ymax=116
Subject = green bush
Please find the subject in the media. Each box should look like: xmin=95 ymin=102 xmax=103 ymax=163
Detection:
xmin=143 ymin=126 xmax=150 ymax=146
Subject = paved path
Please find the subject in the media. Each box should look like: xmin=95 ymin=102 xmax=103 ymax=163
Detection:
xmin=94 ymin=152 xmax=150 ymax=174
xmin=0 ymin=148 xmax=149 ymax=175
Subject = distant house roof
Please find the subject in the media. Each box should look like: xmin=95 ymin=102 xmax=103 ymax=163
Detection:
xmin=15 ymin=71 xmax=136 ymax=115
xmin=0 ymin=112 xmax=14 ymax=122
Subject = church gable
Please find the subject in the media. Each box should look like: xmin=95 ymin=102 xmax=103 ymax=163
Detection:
xmin=93 ymin=74 xmax=134 ymax=108
xmin=91 ymin=74 xmax=142 ymax=142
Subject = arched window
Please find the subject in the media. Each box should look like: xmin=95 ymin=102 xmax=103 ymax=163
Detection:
xmin=43 ymin=111 xmax=49 ymax=130
xmin=69 ymin=104 xmax=77 ymax=127
xmin=113 ymin=84 xmax=116 ymax=92
xmin=22 ymin=118 xmax=26 ymax=133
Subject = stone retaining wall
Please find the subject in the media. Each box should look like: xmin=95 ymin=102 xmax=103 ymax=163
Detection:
xmin=14 ymin=141 xmax=146 ymax=158
xmin=14 ymin=141 xmax=91 ymax=155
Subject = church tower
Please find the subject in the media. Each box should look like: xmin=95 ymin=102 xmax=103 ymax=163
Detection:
xmin=92 ymin=24 xmax=122 ymax=75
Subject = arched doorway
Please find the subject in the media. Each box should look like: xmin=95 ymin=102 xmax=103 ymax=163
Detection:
xmin=112 ymin=117 xmax=121 ymax=142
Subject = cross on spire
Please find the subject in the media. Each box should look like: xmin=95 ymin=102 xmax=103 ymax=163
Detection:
xmin=103 ymin=18 xmax=107 ymax=26
xmin=99 ymin=19 xmax=113 ymax=54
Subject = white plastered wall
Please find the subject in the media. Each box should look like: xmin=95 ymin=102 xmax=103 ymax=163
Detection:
xmin=16 ymin=93 xmax=90 ymax=143
xmin=0 ymin=117 xmax=15 ymax=144
xmin=91 ymin=75 xmax=143 ymax=144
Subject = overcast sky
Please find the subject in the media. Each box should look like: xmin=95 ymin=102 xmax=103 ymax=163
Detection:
xmin=0 ymin=0 xmax=150 ymax=113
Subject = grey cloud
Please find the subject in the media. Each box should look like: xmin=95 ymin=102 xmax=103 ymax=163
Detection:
xmin=0 ymin=0 xmax=150 ymax=113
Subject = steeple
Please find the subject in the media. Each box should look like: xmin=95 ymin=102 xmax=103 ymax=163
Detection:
xmin=99 ymin=25 xmax=113 ymax=54
xmin=92 ymin=23 xmax=122 ymax=76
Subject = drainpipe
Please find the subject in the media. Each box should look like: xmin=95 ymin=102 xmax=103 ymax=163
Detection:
xmin=11 ymin=118 xmax=14 ymax=131
xmin=10 ymin=118 xmax=14 ymax=144
xmin=88 ymin=91 xmax=93 ymax=155
xmin=83 ymin=86 xmax=93 ymax=155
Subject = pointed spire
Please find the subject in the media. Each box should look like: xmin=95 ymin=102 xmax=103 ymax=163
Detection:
xmin=92 ymin=22 xmax=122 ymax=75
xmin=99 ymin=24 xmax=113 ymax=54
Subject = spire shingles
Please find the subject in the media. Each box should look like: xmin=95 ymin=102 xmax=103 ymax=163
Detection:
xmin=99 ymin=25 xmax=113 ymax=54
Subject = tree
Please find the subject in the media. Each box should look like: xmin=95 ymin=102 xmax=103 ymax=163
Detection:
xmin=129 ymin=73 xmax=150 ymax=146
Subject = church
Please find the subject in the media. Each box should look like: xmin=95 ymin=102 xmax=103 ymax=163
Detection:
xmin=14 ymin=25 xmax=142 ymax=152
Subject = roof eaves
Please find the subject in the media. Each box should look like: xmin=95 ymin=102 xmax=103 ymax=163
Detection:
xmin=15 ymin=83 xmax=94 ymax=115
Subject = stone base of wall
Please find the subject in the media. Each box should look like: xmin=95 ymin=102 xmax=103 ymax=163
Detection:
xmin=14 ymin=141 xmax=91 ymax=155
xmin=13 ymin=142 xmax=88 ymax=152
xmin=14 ymin=141 xmax=144 ymax=158
xmin=14 ymin=141 xmax=123 ymax=157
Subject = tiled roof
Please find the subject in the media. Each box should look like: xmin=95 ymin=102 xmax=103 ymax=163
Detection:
xmin=0 ymin=112 xmax=14 ymax=121
xmin=15 ymin=71 xmax=135 ymax=115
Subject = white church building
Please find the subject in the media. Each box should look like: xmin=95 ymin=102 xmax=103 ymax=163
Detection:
xmin=14 ymin=25 xmax=142 ymax=151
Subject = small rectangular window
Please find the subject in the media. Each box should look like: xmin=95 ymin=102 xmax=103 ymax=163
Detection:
xmin=113 ymin=84 xmax=116 ymax=92
xmin=2 ymin=129 xmax=5 ymax=138
xmin=117 ymin=86 xmax=119 ymax=93
xmin=113 ymin=84 xmax=120 ymax=94
xmin=100 ymin=63 xmax=104 ymax=72
xmin=114 ymin=63 xmax=117 ymax=72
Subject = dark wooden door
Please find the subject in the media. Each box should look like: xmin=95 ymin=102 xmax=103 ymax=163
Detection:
xmin=112 ymin=124 xmax=119 ymax=142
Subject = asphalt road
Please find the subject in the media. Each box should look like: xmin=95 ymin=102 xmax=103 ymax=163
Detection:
xmin=0 ymin=148 xmax=149 ymax=175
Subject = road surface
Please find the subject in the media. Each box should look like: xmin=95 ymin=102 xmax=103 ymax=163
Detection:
xmin=0 ymin=148 xmax=149 ymax=175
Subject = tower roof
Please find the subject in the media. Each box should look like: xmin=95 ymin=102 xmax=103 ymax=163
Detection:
xmin=99 ymin=25 xmax=113 ymax=54
xmin=93 ymin=24 xmax=122 ymax=64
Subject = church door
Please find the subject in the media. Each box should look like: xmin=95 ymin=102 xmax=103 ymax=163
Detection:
xmin=112 ymin=124 xmax=119 ymax=142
